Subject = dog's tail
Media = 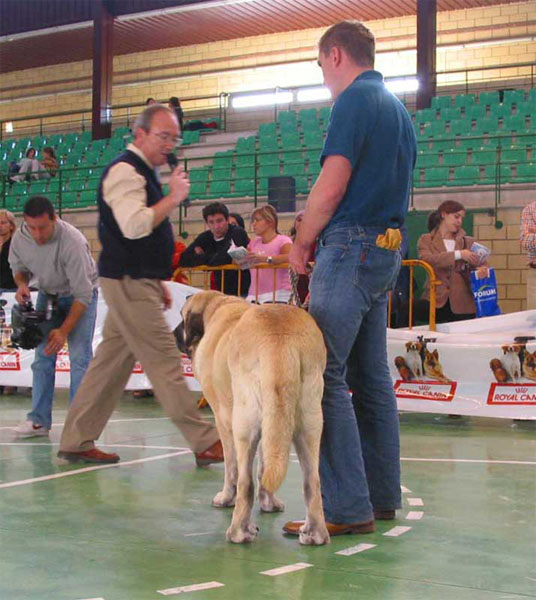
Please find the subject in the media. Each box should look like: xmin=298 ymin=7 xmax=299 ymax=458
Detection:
xmin=260 ymin=344 xmax=299 ymax=494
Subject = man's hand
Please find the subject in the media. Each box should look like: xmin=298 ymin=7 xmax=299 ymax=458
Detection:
xmin=160 ymin=281 xmax=172 ymax=310
xmin=15 ymin=284 xmax=31 ymax=305
xmin=168 ymin=166 xmax=191 ymax=206
xmin=289 ymin=244 xmax=311 ymax=275
xmin=194 ymin=246 xmax=204 ymax=256
xmin=45 ymin=328 xmax=67 ymax=356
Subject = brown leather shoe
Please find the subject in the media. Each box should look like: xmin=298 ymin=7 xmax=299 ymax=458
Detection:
xmin=283 ymin=519 xmax=375 ymax=536
xmin=195 ymin=440 xmax=224 ymax=467
xmin=57 ymin=448 xmax=120 ymax=464
xmin=374 ymin=509 xmax=396 ymax=520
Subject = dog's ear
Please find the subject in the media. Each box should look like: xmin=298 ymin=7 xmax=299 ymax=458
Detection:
xmin=433 ymin=349 xmax=439 ymax=359
xmin=184 ymin=311 xmax=204 ymax=351
xmin=501 ymin=345 xmax=508 ymax=354
xmin=405 ymin=342 xmax=411 ymax=351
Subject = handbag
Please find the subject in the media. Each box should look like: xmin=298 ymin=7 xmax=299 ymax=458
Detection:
xmin=470 ymin=267 xmax=501 ymax=317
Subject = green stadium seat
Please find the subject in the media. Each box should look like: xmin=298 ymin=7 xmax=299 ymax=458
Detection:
xmin=472 ymin=147 xmax=498 ymax=166
xmin=282 ymin=150 xmax=303 ymax=164
xmin=431 ymin=96 xmax=451 ymax=109
xmin=423 ymin=167 xmax=450 ymax=187
xmin=209 ymin=180 xmax=231 ymax=198
xmin=48 ymin=180 xmax=60 ymax=193
xmin=503 ymin=115 xmax=527 ymax=132
xmin=529 ymin=89 xmax=536 ymax=103
xmin=258 ymin=122 xmax=277 ymax=138
xmin=303 ymin=130 xmax=324 ymax=148
xmin=416 ymin=153 xmax=439 ymax=168
xmin=500 ymin=146 xmax=526 ymax=163
xmin=482 ymin=164 xmax=512 ymax=184
xmin=458 ymin=137 xmax=481 ymax=150
xmin=442 ymin=150 xmax=467 ymax=167
xmin=280 ymin=132 xmax=301 ymax=151
xmin=503 ymin=89 xmax=526 ymax=106
xmin=518 ymin=132 xmax=536 ymax=147
xmin=479 ymin=91 xmax=500 ymax=106
xmin=489 ymin=104 xmax=512 ymax=119
xmin=212 ymin=167 xmax=232 ymax=181
xmin=235 ymin=153 xmax=255 ymax=167
xmin=27 ymin=182 xmax=49 ymax=195
xmin=415 ymin=108 xmax=437 ymax=124
xmin=234 ymin=179 xmax=256 ymax=196
xmin=424 ymin=121 xmax=445 ymax=136
xmin=449 ymin=119 xmax=472 ymax=136
xmin=454 ymin=94 xmax=476 ymax=108
xmin=439 ymin=107 xmax=462 ymax=122
xmin=259 ymin=137 xmax=279 ymax=152
xmin=258 ymin=152 xmax=279 ymax=166
xmin=236 ymin=136 xmax=256 ymax=153
xmin=112 ymin=127 xmax=130 ymax=139
xmin=235 ymin=167 xmax=255 ymax=180
xmin=277 ymin=110 xmax=297 ymax=128
xmin=319 ymin=106 xmax=331 ymax=125
xmin=86 ymin=177 xmax=100 ymax=191
xmin=295 ymin=175 xmax=309 ymax=194
xmin=213 ymin=151 xmax=233 ymax=169
xmin=190 ymin=182 xmax=208 ymax=199
xmin=308 ymin=161 xmax=321 ymax=176
xmin=430 ymin=138 xmax=455 ymax=152
xmin=299 ymin=108 xmax=319 ymax=124
xmin=182 ymin=130 xmax=201 ymax=145
xmin=447 ymin=166 xmax=480 ymax=186
xmin=465 ymin=105 xmax=486 ymax=120
xmin=515 ymin=162 xmax=536 ymax=182
xmin=189 ymin=167 xmax=209 ymax=183
xmin=78 ymin=190 xmax=96 ymax=206
xmin=68 ymin=178 xmax=87 ymax=191
xmin=259 ymin=165 xmax=279 ymax=178
xmin=60 ymin=191 xmax=79 ymax=208
xmin=516 ymin=102 xmax=535 ymax=118
xmin=282 ymin=162 xmax=306 ymax=177
xmin=474 ymin=117 xmax=499 ymax=135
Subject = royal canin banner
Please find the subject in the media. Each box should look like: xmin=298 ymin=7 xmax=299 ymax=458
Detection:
xmin=0 ymin=286 xmax=534 ymax=420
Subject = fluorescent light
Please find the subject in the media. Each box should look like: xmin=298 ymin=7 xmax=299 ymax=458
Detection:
xmin=385 ymin=78 xmax=419 ymax=94
xmin=5 ymin=122 xmax=13 ymax=133
xmin=232 ymin=91 xmax=293 ymax=109
xmin=297 ymin=87 xmax=331 ymax=103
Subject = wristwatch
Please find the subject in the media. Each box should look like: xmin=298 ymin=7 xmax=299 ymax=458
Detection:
xmin=266 ymin=256 xmax=274 ymax=264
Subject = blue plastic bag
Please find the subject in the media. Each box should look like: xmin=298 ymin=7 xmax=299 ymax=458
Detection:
xmin=470 ymin=268 xmax=501 ymax=317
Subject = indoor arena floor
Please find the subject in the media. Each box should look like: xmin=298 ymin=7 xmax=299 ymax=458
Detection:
xmin=0 ymin=391 xmax=534 ymax=600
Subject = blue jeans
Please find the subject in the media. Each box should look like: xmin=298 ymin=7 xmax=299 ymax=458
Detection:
xmin=28 ymin=289 xmax=98 ymax=429
xmin=309 ymin=223 xmax=402 ymax=524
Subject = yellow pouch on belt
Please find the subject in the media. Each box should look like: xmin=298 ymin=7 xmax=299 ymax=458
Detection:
xmin=375 ymin=228 xmax=402 ymax=251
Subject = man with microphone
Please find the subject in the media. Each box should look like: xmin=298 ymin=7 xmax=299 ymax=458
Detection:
xmin=58 ymin=104 xmax=223 ymax=466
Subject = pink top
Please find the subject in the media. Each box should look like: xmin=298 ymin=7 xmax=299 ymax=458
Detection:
xmin=247 ymin=234 xmax=292 ymax=302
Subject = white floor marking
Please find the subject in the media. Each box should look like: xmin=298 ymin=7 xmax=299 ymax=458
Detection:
xmin=0 ymin=450 xmax=190 ymax=489
xmin=336 ymin=543 xmax=376 ymax=556
xmin=0 ymin=416 xmax=170 ymax=431
xmin=157 ymin=581 xmax=224 ymax=595
xmin=77 ymin=597 xmax=105 ymax=600
xmin=183 ymin=532 xmax=214 ymax=537
xmin=401 ymin=457 xmax=536 ymax=466
xmin=407 ymin=497 xmax=424 ymax=506
xmin=0 ymin=442 xmax=191 ymax=451
xmin=260 ymin=563 xmax=313 ymax=576
xmin=383 ymin=526 xmax=412 ymax=537
xmin=401 ymin=485 xmax=412 ymax=493
xmin=406 ymin=511 xmax=424 ymax=520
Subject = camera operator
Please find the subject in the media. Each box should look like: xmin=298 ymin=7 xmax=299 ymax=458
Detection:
xmin=9 ymin=196 xmax=98 ymax=438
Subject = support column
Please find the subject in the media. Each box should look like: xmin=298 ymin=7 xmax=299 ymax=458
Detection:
xmin=92 ymin=0 xmax=114 ymax=140
xmin=416 ymin=0 xmax=437 ymax=110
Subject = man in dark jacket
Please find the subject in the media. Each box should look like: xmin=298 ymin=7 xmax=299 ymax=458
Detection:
xmin=179 ymin=202 xmax=250 ymax=296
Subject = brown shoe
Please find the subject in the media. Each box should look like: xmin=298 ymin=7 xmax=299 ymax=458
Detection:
xmin=374 ymin=509 xmax=396 ymax=520
xmin=57 ymin=448 xmax=120 ymax=464
xmin=283 ymin=519 xmax=375 ymax=536
xmin=195 ymin=440 xmax=224 ymax=467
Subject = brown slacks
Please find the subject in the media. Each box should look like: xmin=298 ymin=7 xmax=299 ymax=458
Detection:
xmin=59 ymin=277 xmax=218 ymax=453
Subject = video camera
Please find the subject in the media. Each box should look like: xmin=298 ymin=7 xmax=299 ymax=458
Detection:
xmin=10 ymin=301 xmax=49 ymax=350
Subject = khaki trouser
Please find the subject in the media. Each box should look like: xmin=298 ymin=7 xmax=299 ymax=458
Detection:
xmin=59 ymin=277 xmax=218 ymax=453
xmin=527 ymin=267 xmax=536 ymax=310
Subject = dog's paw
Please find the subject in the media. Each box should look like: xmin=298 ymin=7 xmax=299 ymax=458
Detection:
xmin=226 ymin=523 xmax=259 ymax=544
xmin=299 ymin=524 xmax=330 ymax=546
xmin=258 ymin=491 xmax=285 ymax=513
xmin=212 ymin=491 xmax=236 ymax=508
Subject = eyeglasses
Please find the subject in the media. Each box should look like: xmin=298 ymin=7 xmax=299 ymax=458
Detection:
xmin=150 ymin=131 xmax=182 ymax=145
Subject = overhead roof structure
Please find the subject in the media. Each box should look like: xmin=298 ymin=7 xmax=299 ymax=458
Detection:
xmin=0 ymin=0 xmax=522 ymax=74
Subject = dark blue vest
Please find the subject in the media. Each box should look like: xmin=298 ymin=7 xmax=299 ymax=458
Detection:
xmin=97 ymin=150 xmax=175 ymax=280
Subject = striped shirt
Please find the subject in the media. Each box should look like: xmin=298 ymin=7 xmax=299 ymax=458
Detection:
xmin=521 ymin=200 xmax=536 ymax=264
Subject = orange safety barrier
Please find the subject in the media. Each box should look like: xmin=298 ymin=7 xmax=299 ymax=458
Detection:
xmin=174 ymin=259 xmax=441 ymax=330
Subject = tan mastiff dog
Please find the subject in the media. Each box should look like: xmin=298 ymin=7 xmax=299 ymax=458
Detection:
xmin=176 ymin=290 xmax=329 ymax=545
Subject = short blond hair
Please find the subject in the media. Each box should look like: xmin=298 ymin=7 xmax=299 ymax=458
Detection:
xmin=0 ymin=209 xmax=17 ymax=235
xmin=251 ymin=205 xmax=279 ymax=233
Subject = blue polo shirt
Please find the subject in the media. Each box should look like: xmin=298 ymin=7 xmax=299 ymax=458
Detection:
xmin=321 ymin=70 xmax=417 ymax=229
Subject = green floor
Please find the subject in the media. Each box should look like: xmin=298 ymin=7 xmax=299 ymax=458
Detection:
xmin=0 ymin=392 xmax=535 ymax=600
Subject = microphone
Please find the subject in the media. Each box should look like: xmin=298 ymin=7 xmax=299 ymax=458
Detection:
xmin=166 ymin=152 xmax=190 ymax=207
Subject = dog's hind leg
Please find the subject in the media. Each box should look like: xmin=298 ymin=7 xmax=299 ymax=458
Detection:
xmin=257 ymin=445 xmax=285 ymax=513
xmin=293 ymin=412 xmax=330 ymax=546
xmin=211 ymin=403 xmax=237 ymax=508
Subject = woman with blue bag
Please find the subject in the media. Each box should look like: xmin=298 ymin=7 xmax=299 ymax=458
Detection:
xmin=417 ymin=200 xmax=494 ymax=323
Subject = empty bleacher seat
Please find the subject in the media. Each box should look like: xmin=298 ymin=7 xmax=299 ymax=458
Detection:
xmin=447 ymin=165 xmax=480 ymax=186
xmin=479 ymin=91 xmax=500 ymax=107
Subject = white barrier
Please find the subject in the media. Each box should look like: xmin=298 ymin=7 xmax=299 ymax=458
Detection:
xmin=0 ymin=284 xmax=534 ymax=419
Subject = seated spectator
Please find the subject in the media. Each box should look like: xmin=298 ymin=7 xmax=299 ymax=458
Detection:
xmin=179 ymin=202 xmax=250 ymax=296
xmin=40 ymin=147 xmax=58 ymax=178
xmin=146 ymin=97 xmax=156 ymax=105
xmin=13 ymin=148 xmax=41 ymax=181
xmin=417 ymin=200 xmax=488 ymax=324
xmin=245 ymin=205 xmax=293 ymax=304
xmin=0 ymin=209 xmax=17 ymax=292
xmin=168 ymin=97 xmax=184 ymax=132
xmin=228 ymin=212 xmax=245 ymax=229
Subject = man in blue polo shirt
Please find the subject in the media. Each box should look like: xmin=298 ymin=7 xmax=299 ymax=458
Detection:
xmin=286 ymin=20 xmax=416 ymax=539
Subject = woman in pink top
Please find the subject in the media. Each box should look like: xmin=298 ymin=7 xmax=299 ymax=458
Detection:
xmin=245 ymin=205 xmax=293 ymax=303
